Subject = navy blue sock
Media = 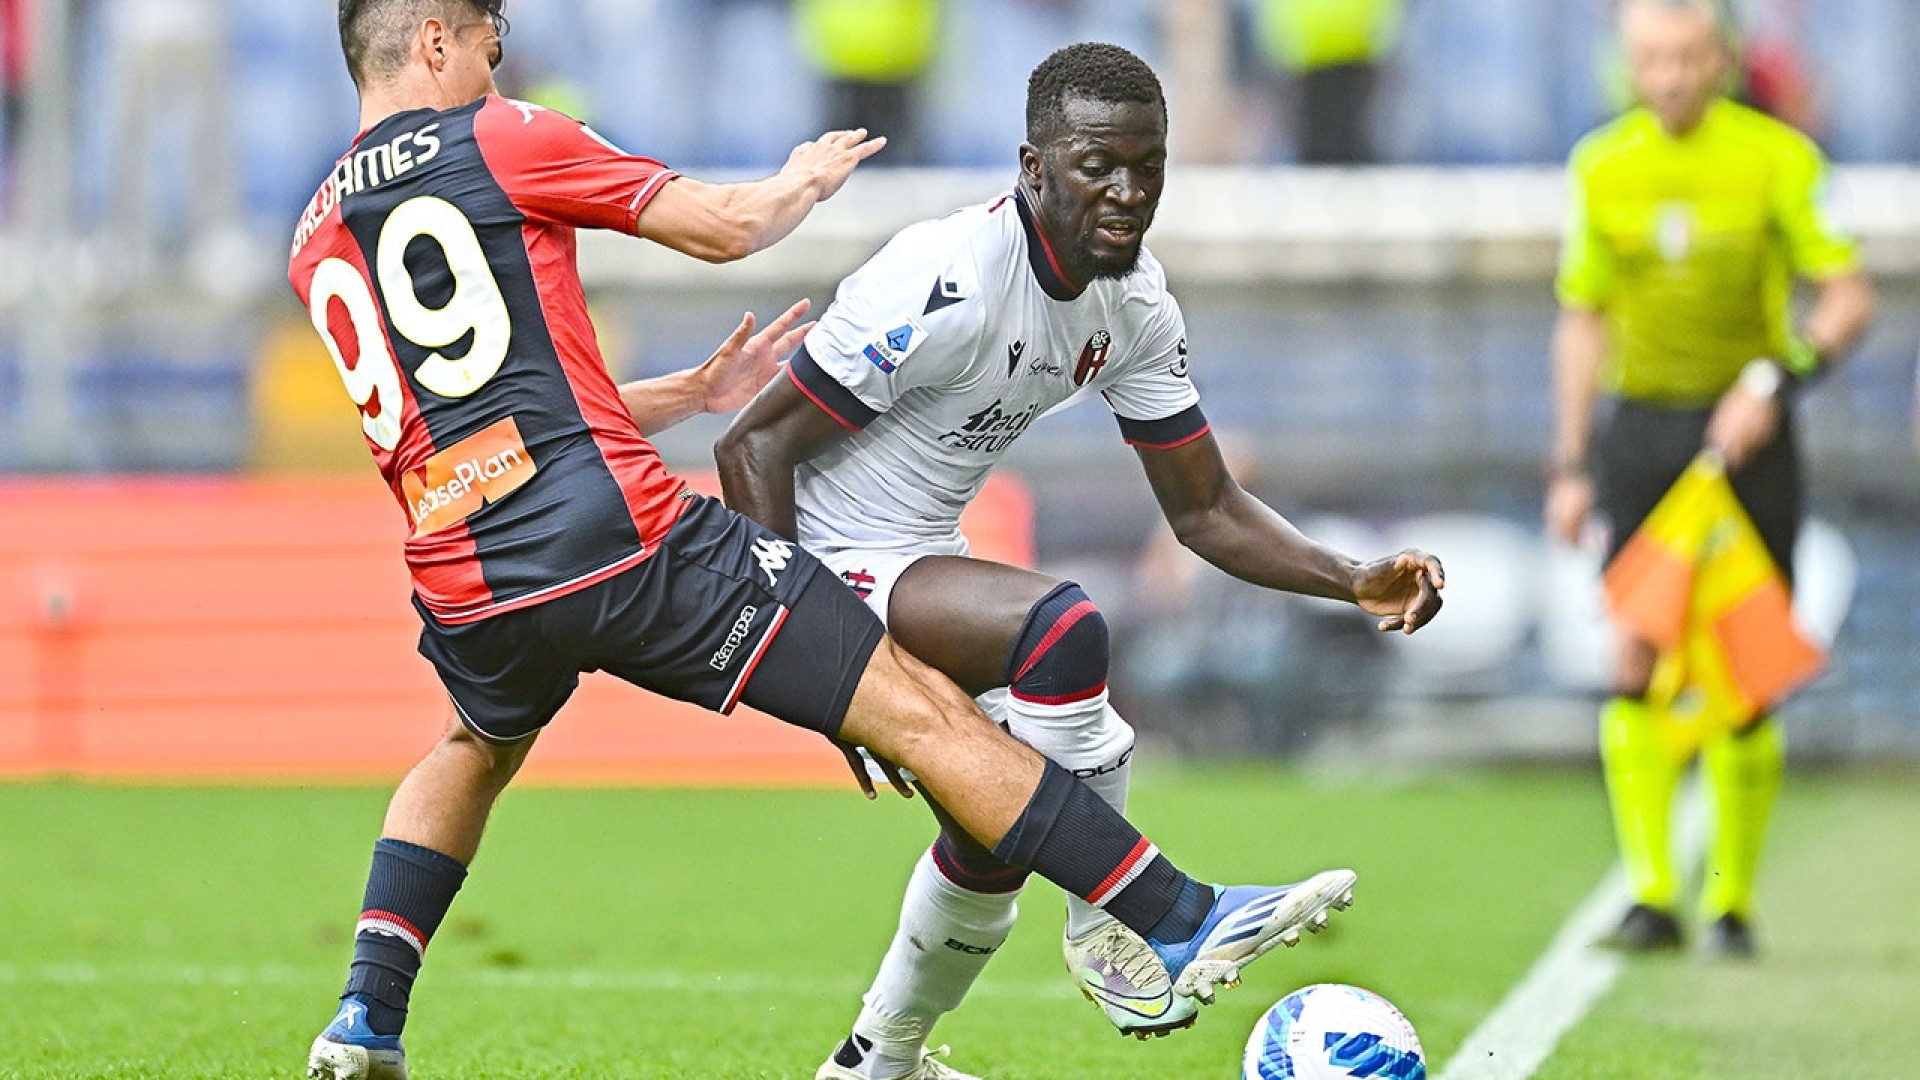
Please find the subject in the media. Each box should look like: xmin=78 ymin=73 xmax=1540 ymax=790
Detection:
xmin=990 ymin=761 xmax=1196 ymax=936
xmin=341 ymin=839 xmax=467 ymax=1037
xmin=1144 ymin=877 xmax=1218 ymax=946
xmin=932 ymin=830 xmax=1031 ymax=893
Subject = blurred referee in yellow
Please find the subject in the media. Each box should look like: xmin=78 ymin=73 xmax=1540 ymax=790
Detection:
xmin=1546 ymin=0 xmax=1874 ymax=957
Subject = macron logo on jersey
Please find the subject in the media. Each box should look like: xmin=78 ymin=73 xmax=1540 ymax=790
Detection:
xmin=862 ymin=320 xmax=925 ymax=373
xmin=752 ymin=536 xmax=794 ymax=588
xmin=925 ymin=275 xmax=967 ymax=314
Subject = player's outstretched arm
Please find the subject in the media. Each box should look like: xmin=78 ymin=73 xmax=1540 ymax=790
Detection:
xmin=634 ymin=130 xmax=885 ymax=263
xmin=616 ymin=300 xmax=813 ymax=436
xmin=714 ymin=366 xmax=858 ymax=538
xmin=1134 ymin=431 xmax=1444 ymax=633
xmin=1348 ymin=551 xmax=1447 ymax=635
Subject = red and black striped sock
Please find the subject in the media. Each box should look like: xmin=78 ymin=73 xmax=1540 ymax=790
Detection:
xmin=990 ymin=761 xmax=1211 ymax=941
xmin=341 ymin=838 xmax=467 ymax=1037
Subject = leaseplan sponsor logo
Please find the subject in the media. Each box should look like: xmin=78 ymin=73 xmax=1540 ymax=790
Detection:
xmin=402 ymin=416 xmax=537 ymax=537
xmin=862 ymin=319 xmax=926 ymax=373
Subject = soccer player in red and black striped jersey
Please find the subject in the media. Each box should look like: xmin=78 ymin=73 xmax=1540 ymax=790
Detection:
xmin=296 ymin=6 xmax=1392 ymax=1078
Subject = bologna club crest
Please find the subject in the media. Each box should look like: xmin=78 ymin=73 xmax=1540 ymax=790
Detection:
xmin=1073 ymin=329 xmax=1112 ymax=386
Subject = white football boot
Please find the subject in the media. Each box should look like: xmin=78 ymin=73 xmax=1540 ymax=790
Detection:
xmin=816 ymin=1035 xmax=980 ymax=1080
xmin=1062 ymin=920 xmax=1200 ymax=1038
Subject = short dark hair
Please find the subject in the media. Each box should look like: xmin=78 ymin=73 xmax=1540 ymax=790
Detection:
xmin=338 ymin=0 xmax=506 ymax=87
xmin=1025 ymin=43 xmax=1165 ymax=146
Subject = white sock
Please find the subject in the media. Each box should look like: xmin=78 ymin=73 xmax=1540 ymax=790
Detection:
xmin=1005 ymin=694 xmax=1135 ymax=939
xmin=851 ymin=848 xmax=1020 ymax=1077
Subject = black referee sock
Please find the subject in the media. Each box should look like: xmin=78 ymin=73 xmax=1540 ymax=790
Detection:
xmin=990 ymin=761 xmax=1201 ymax=938
xmin=341 ymin=838 xmax=468 ymax=1037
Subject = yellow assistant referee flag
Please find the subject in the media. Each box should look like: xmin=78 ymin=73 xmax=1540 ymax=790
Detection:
xmin=1603 ymin=454 xmax=1825 ymax=746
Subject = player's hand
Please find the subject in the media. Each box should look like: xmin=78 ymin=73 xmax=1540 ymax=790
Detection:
xmin=832 ymin=738 xmax=914 ymax=801
xmin=698 ymin=299 xmax=813 ymax=415
xmin=1350 ymin=550 xmax=1445 ymax=635
xmin=1705 ymin=371 xmax=1782 ymax=471
xmin=786 ymin=128 xmax=887 ymax=202
xmin=1544 ymin=470 xmax=1595 ymax=546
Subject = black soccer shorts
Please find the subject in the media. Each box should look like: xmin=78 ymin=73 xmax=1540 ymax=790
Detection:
xmin=1594 ymin=396 xmax=1802 ymax=584
xmin=415 ymin=494 xmax=885 ymax=743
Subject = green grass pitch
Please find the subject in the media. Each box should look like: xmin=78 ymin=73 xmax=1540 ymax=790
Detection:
xmin=3 ymin=762 xmax=1916 ymax=1078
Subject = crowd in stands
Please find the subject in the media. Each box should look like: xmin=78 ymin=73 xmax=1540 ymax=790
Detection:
xmin=0 ymin=0 xmax=1916 ymax=240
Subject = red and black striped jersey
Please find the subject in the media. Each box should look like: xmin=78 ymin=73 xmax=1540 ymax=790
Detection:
xmin=288 ymin=96 xmax=688 ymax=623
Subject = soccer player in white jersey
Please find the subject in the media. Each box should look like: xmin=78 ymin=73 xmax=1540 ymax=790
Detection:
xmin=716 ymin=43 xmax=1445 ymax=1080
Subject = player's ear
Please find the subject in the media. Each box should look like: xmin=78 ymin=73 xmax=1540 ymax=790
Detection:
xmin=1018 ymin=143 xmax=1043 ymax=191
xmin=421 ymin=18 xmax=449 ymax=69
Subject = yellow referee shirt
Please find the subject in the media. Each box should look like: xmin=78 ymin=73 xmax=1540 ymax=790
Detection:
xmin=1556 ymin=99 xmax=1858 ymax=405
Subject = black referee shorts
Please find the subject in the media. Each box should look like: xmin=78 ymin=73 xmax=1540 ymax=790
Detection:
xmin=1594 ymin=396 xmax=1802 ymax=585
xmin=415 ymin=494 xmax=885 ymax=743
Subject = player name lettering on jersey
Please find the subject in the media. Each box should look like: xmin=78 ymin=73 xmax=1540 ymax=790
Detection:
xmin=401 ymin=416 xmax=537 ymax=537
xmin=938 ymin=398 xmax=1041 ymax=453
xmin=292 ymin=124 xmax=443 ymax=256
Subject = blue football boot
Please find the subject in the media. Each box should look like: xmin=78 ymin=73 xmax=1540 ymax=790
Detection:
xmin=1150 ymin=869 xmax=1357 ymax=1004
xmin=306 ymin=997 xmax=407 ymax=1080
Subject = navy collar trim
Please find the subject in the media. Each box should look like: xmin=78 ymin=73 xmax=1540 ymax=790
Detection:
xmin=1011 ymin=187 xmax=1084 ymax=302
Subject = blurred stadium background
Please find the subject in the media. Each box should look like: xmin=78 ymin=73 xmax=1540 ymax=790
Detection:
xmin=2 ymin=0 xmax=1918 ymax=781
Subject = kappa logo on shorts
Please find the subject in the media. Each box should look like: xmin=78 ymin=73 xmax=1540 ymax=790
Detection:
xmin=401 ymin=417 xmax=537 ymax=537
xmin=752 ymin=536 xmax=794 ymax=587
xmin=709 ymin=604 xmax=759 ymax=671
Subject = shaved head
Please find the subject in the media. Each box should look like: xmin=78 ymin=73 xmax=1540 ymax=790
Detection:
xmin=1620 ymin=0 xmax=1731 ymax=135
xmin=1620 ymin=0 xmax=1734 ymax=46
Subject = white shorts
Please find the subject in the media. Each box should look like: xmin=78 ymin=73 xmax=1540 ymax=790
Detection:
xmin=812 ymin=542 xmax=1009 ymax=779
xmin=811 ymin=540 xmax=966 ymax=628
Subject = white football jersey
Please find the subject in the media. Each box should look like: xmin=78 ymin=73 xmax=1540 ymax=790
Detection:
xmin=790 ymin=188 xmax=1205 ymax=554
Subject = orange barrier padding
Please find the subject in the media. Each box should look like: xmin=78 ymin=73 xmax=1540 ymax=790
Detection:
xmin=0 ymin=472 xmax=1033 ymax=783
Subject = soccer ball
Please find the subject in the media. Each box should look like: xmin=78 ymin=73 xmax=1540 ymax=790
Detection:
xmin=1242 ymin=983 xmax=1426 ymax=1080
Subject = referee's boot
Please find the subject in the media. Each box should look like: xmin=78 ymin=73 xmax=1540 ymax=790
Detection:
xmin=1702 ymin=911 xmax=1757 ymax=959
xmin=1597 ymin=902 xmax=1683 ymax=953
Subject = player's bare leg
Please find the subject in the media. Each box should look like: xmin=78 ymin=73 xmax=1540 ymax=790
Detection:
xmin=308 ymin=716 xmax=537 ymax=1080
xmin=381 ymin=717 xmax=537 ymax=864
xmin=838 ymin=638 xmax=1042 ymax=842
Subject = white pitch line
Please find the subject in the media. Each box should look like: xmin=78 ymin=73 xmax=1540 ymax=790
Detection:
xmin=1436 ymin=780 xmax=1706 ymax=1080
xmin=0 ymin=961 xmax=1082 ymax=1003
